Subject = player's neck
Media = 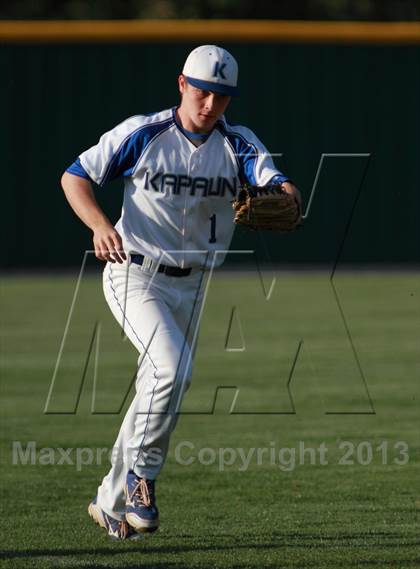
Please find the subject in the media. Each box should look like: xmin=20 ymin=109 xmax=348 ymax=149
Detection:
xmin=175 ymin=107 xmax=211 ymax=135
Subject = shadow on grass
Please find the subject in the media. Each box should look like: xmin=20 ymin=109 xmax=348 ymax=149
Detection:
xmin=1 ymin=533 xmax=419 ymax=563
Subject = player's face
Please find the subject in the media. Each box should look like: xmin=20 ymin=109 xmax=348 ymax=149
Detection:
xmin=178 ymin=75 xmax=231 ymax=133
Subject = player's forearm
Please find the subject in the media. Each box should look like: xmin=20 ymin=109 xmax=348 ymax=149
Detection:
xmin=61 ymin=172 xmax=112 ymax=232
xmin=61 ymin=171 xmax=126 ymax=263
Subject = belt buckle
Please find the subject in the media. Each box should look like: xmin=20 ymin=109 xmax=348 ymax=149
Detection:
xmin=140 ymin=255 xmax=157 ymax=273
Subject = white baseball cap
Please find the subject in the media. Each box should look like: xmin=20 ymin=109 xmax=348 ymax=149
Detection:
xmin=182 ymin=45 xmax=239 ymax=97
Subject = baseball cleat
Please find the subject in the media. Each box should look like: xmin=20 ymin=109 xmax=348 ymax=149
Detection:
xmin=125 ymin=470 xmax=159 ymax=533
xmin=88 ymin=497 xmax=141 ymax=541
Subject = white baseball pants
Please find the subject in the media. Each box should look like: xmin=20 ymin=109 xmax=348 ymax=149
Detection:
xmin=97 ymin=259 xmax=205 ymax=521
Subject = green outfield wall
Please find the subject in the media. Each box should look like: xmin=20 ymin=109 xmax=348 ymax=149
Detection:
xmin=1 ymin=21 xmax=419 ymax=267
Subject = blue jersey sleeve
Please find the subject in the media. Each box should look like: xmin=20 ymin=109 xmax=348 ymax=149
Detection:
xmin=66 ymin=157 xmax=93 ymax=181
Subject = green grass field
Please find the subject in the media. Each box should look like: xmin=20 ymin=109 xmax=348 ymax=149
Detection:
xmin=1 ymin=270 xmax=419 ymax=568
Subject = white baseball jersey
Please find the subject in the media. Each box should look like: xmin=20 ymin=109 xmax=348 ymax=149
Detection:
xmin=67 ymin=107 xmax=290 ymax=269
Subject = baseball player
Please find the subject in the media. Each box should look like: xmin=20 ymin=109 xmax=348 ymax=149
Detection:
xmin=61 ymin=45 xmax=300 ymax=541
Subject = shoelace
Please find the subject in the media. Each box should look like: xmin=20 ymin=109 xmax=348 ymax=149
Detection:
xmin=118 ymin=521 xmax=131 ymax=539
xmin=130 ymin=478 xmax=153 ymax=507
xmin=104 ymin=512 xmax=132 ymax=540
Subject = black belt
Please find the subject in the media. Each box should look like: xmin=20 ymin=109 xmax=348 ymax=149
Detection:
xmin=131 ymin=254 xmax=192 ymax=277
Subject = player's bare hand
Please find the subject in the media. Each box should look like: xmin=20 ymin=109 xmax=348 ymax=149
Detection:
xmin=93 ymin=223 xmax=126 ymax=263
xmin=281 ymin=181 xmax=303 ymax=222
xmin=281 ymin=181 xmax=301 ymax=204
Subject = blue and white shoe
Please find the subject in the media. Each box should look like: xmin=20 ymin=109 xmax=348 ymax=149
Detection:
xmin=88 ymin=497 xmax=141 ymax=541
xmin=125 ymin=470 xmax=159 ymax=533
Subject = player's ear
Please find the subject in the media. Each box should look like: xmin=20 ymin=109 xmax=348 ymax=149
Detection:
xmin=178 ymin=74 xmax=186 ymax=95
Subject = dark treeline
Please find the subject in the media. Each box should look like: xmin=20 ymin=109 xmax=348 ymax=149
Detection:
xmin=0 ymin=0 xmax=419 ymax=21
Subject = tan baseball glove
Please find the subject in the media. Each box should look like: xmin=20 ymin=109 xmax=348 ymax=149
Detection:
xmin=232 ymin=184 xmax=302 ymax=232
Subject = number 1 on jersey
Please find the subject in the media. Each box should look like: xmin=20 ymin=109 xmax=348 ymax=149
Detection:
xmin=209 ymin=214 xmax=217 ymax=243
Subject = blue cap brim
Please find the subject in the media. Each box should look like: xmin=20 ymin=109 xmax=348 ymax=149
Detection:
xmin=185 ymin=76 xmax=239 ymax=97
